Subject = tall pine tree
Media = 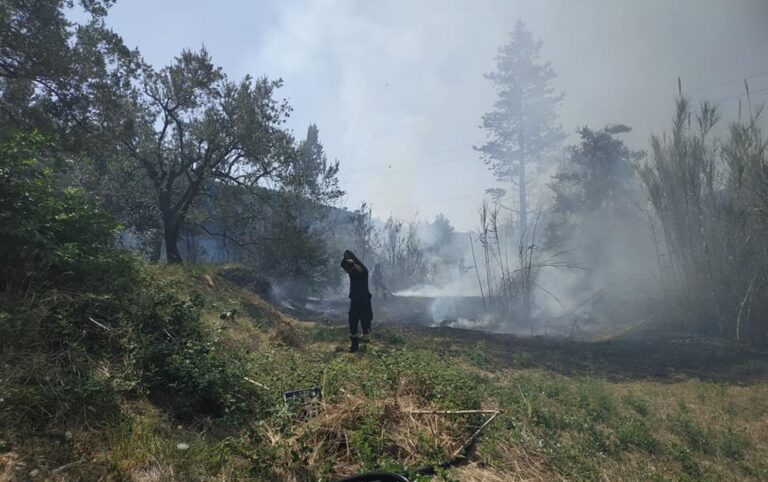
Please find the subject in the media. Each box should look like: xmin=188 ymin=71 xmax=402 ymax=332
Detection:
xmin=477 ymin=20 xmax=565 ymax=241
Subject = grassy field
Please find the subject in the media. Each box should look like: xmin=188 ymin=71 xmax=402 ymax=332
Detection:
xmin=2 ymin=265 xmax=767 ymax=481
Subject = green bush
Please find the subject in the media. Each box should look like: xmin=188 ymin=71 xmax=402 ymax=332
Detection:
xmin=0 ymin=133 xmax=266 ymax=433
xmin=0 ymin=132 xmax=119 ymax=288
xmin=132 ymin=277 xmax=263 ymax=419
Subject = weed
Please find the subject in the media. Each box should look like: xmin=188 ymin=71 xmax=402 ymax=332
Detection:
xmin=669 ymin=441 xmax=703 ymax=478
xmin=466 ymin=350 xmax=490 ymax=369
xmin=718 ymin=426 xmax=750 ymax=460
xmin=576 ymin=379 xmax=615 ymax=422
xmin=616 ymin=416 xmax=660 ymax=453
xmin=621 ymin=393 xmax=651 ymax=417
xmin=378 ymin=328 xmax=406 ymax=346
xmin=668 ymin=406 xmax=715 ymax=454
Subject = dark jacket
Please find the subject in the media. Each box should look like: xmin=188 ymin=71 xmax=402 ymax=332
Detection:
xmin=341 ymin=252 xmax=371 ymax=300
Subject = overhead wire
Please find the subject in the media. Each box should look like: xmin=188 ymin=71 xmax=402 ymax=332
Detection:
xmin=338 ymin=152 xmax=479 ymax=187
xmin=340 ymin=144 xmax=473 ymax=176
xmin=687 ymin=70 xmax=768 ymax=94
xmin=709 ymin=86 xmax=768 ymax=104
xmin=337 ymin=70 xmax=768 ymax=215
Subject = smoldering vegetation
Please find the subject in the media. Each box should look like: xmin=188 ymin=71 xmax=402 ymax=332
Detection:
xmin=21 ymin=4 xmax=758 ymax=349
xmin=367 ymin=97 xmax=768 ymax=349
xmin=234 ymin=94 xmax=768 ymax=350
xmin=5 ymin=2 xmax=768 ymax=481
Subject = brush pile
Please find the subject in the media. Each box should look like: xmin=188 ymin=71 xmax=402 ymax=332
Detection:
xmin=258 ymin=391 xmax=478 ymax=480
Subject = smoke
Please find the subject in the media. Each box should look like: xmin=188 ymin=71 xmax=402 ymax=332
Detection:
xmin=393 ymin=277 xmax=482 ymax=298
xmin=530 ymin=199 xmax=659 ymax=337
xmin=431 ymin=315 xmax=498 ymax=331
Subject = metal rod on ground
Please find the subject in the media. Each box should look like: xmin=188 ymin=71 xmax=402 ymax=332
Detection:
xmin=408 ymin=409 xmax=503 ymax=476
xmin=409 ymin=409 xmax=502 ymax=415
xmin=450 ymin=411 xmax=500 ymax=459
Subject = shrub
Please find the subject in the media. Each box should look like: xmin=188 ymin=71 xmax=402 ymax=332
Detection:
xmin=0 ymin=132 xmax=119 ymax=289
xmin=639 ymin=99 xmax=768 ymax=345
xmin=0 ymin=133 xmax=266 ymax=434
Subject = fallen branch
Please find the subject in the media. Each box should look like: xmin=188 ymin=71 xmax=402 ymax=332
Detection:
xmin=409 ymin=409 xmax=502 ymax=415
xmin=51 ymin=457 xmax=85 ymax=475
xmin=244 ymin=377 xmax=270 ymax=390
xmin=87 ymin=316 xmax=111 ymax=331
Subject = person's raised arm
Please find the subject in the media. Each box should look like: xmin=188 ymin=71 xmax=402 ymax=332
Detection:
xmin=342 ymin=250 xmax=367 ymax=273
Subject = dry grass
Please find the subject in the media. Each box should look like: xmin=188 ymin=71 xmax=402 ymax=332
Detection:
xmin=6 ymin=264 xmax=768 ymax=481
xmin=0 ymin=451 xmax=20 ymax=482
xmin=260 ymin=392 xmax=476 ymax=481
xmin=470 ymin=440 xmax=560 ymax=482
xmin=457 ymin=461 xmax=558 ymax=482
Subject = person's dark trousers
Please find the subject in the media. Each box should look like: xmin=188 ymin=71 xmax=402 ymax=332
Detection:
xmin=349 ymin=296 xmax=373 ymax=350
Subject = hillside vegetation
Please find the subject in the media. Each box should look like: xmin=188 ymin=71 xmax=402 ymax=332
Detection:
xmin=3 ymin=261 xmax=768 ymax=481
xmin=2 ymin=131 xmax=768 ymax=480
xmin=2 ymin=4 xmax=768 ymax=480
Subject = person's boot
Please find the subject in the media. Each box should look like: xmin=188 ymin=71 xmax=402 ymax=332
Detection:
xmin=349 ymin=336 xmax=359 ymax=353
xmin=360 ymin=331 xmax=370 ymax=344
xmin=361 ymin=319 xmax=371 ymax=339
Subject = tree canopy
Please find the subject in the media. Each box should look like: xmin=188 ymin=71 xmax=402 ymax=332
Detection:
xmin=477 ymin=20 xmax=565 ymax=240
xmin=96 ymin=48 xmax=309 ymax=262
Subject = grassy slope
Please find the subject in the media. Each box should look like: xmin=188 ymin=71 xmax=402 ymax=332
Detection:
xmin=2 ymin=265 xmax=767 ymax=481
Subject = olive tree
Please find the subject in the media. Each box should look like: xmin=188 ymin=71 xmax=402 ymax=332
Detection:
xmin=99 ymin=48 xmax=295 ymax=262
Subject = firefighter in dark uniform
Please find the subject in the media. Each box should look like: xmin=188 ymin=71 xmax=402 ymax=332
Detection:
xmin=341 ymin=250 xmax=372 ymax=353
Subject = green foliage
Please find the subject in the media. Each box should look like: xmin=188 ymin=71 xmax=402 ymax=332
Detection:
xmin=546 ymin=124 xmax=644 ymax=252
xmin=0 ymin=132 xmax=119 ymax=285
xmin=719 ymin=426 xmax=750 ymax=461
xmin=255 ymin=206 xmax=340 ymax=292
xmin=622 ymin=393 xmax=651 ymax=417
xmin=576 ymin=380 xmax=616 ymax=421
xmin=0 ymin=133 xmax=266 ymax=438
xmin=0 ymin=0 xmax=135 ymax=151
xmin=130 ymin=271 xmax=265 ymax=420
xmin=288 ymin=124 xmax=343 ymax=204
xmin=466 ymin=346 xmax=492 ymax=369
xmin=616 ymin=416 xmax=660 ymax=453
xmin=551 ymin=125 xmax=642 ymax=214
xmin=667 ymin=403 xmax=752 ymax=464
xmin=377 ymin=328 xmax=406 ymax=346
xmin=94 ymin=45 xmax=344 ymax=264
xmin=668 ymin=440 xmax=703 ymax=479
xmin=668 ymin=405 xmax=716 ymax=454
xmin=1 ymin=268 xmax=264 ymax=430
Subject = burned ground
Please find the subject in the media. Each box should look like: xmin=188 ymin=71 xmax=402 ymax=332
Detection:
xmin=298 ymin=292 xmax=768 ymax=384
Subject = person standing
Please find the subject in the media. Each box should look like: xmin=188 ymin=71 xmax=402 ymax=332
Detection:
xmin=341 ymin=250 xmax=372 ymax=353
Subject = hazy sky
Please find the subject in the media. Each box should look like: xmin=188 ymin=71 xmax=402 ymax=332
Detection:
xmin=89 ymin=0 xmax=768 ymax=230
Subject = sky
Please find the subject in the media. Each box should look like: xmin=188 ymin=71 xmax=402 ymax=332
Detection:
xmin=83 ymin=0 xmax=768 ymax=230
